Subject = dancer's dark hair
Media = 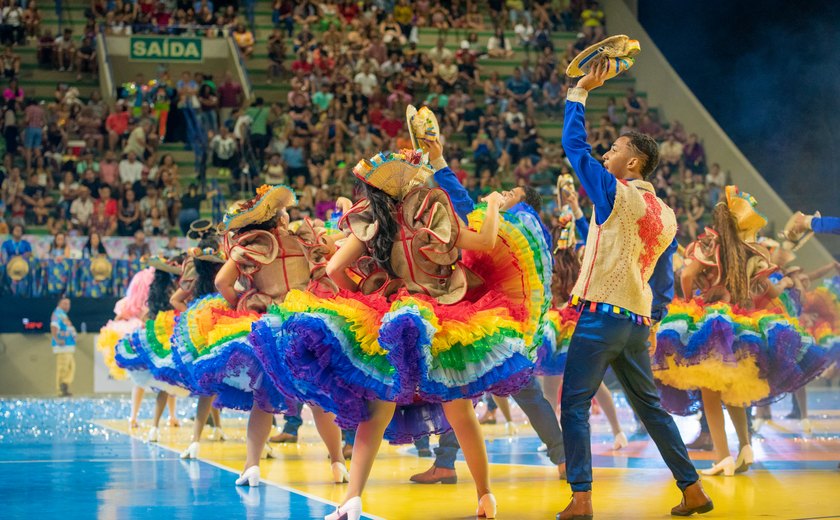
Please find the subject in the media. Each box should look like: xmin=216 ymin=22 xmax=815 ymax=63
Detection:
xmin=523 ymin=186 xmax=542 ymax=212
xmin=712 ymin=203 xmax=750 ymax=307
xmin=622 ymin=131 xmax=659 ymax=180
xmin=194 ymin=235 xmax=223 ymax=297
xmin=148 ymin=270 xmax=176 ymax=319
xmin=361 ymin=182 xmax=399 ymax=278
xmin=550 ymin=247 xmax=581 ymax=304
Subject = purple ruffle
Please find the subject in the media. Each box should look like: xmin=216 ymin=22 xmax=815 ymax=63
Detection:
xmin=385 ymin=402 xmax=452 ymax=445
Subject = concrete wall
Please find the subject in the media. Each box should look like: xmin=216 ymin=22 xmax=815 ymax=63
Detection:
xmin=605 ymin=0 xmax=833 ymax=269
xmin=0 ymin=333 xmax=131 ymax=397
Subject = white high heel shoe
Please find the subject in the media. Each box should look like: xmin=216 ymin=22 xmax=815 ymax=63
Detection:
xmin=261 ymin=442 xmax=275 ymax=459
xmin=735 ymin=445 xmax=754 ymax=473
xmin=207 ymin=427 xmax=227 ymax=441
xmin=700 ymin=456 xmax=735 ymax=476
xmin=613 ymin=431 xmax=628 ymax=450
xmin=537 ymin=443 xmax=547 ymax=452
xmin=503 ymin=422 xmax=517 ymax=436
xmin=325 ymin=496 xmax=362 ymax=520
xmin=235 ymin=465 xmax=261 ymax=487
xmin=331 ymin=461 xmax=350 ymax=483
xmin=476 ymin=493 xmax=497 ymax=519
xmin=180 ymin=441 xmax=200 ymax=459
xmin=147 ymin=427 xmax=159 ymax=443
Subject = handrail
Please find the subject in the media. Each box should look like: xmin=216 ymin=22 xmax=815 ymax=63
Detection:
xmin=225 ymin=30 xmax=253 ymax=101
xmin=96 ymin=26 xmax=116 ymax=104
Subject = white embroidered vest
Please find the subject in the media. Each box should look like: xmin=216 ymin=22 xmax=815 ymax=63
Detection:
xmin=571 ymin=179 xmax=677 ymax=317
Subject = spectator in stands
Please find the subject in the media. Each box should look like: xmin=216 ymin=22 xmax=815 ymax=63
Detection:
xmin=542 ymin=71 xmax=565 ymax=117
xmin=273 ymin=0 xmax=295 ymax=37
xmin=106 ymin=101 xmax=130 ymax=151
xmin=119 ymin=152 xmax=144 ymax=184
xmin=294 ymin=1 xmax=320 ymax=27
xmin=23 ymin=0 xmax=41 ymax=40
xmin=21 ymin=99 xmax=45 ymax=173
xmin=487 ymin=27 xmax=514 ymax=58
xmin=267 ymin=28 xmax=286 ymax=83
xmin=353 ymin=62 xmax=378 ymax=98
xmin=140 ymin=185 xmax=166 ymax=219
xmin=74 ymin=36 xmax=97 ymax=81
xmin=178 ymin=183 xmax=203 ymax=234
xmin=1 ymin=223 xmax=31 ymax=260
xmin=82 ymin=232 xmax=107 ymax=258
xmin=217 ymin=72 xmax=243 ymax=127
xmin=117 ymin=187 xmax=142 ymax=236
xmin=3 ymin=77 xmax=23 ymax=109
xmin=506 ymin=67 xmax=535 ymax=118
xmin=124 ymin=119 xmax=153 ymax=158
xmin=638 ymin=113 xmax=664 ymax=140
xmin=233 ymin=23 xmax=255 ymax=58
xmin=683 ymin=133 xmax=706 ymax=173
xmin=623 ymin=87 xmax=647 ymax=116
xmin=246 ymin=97 xmax=270 ymax=164
xmin=581 ymin=1 xmax=606 ymax=39
xmin=210 ymin=126 xmax=238 ymax=178
xmin=1 ymin=46 xmax=20 ymax=78
xmin=126 ymin=230 xmax=150 ymax=260
xmin=659 ymin=133 xmax=683 ymax=168
xmin=197 ymin=84 xmax=218 ymax=133
xmin=69 ymin=186 xmax=94 ymax=233
xmin=1 ymin=1 xmax=25 ymax=46
xmin=706 ymin=163 xmax=727 ymax=206
xmin=427 ymin=37 xmax=453 ymax=62
xmin=144 ymin=206 xmax=168 ymax=236
xmin=55 ymin=28 xmax=75 ymax=72
xmin=37 ymin=28 xmax=54 ymax=65
xmin=49 ymin=232 xmax=71 ymax=260
xmin=1 ymin=166 xmax=22 ymax=207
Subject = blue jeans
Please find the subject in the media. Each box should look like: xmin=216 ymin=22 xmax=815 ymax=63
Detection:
xmin=561 ymin=310 xmax=698 ymax=492
xmin=435 ymin=376 xmax=565 ymax=469
xmin=282 ymin=401 xmax=303 ymax=435
xmin=342 ymin=428 xmax=355 ymax=446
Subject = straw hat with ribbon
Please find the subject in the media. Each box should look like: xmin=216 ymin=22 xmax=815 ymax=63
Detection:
xmin=222 ymin=184 xmax=297 ymax=231
xmin=148 ymin=255 xmax=184 ymax=275
xmin=7 ymin=255 xmax=29 ymax=281
xmin=352 ymin=149 xmax=433 ymax=199
xmin=90 ymin=255 xmax=113 ymax=281
xmin=724 ymin=185 xmax=767 ymax=243
xmin=566 ymin=34 xmax=640 ymax=80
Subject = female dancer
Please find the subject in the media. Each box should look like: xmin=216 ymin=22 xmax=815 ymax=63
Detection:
xmin=653 ymin=186 xmax=827 ymax=475
xmin=168 ymin=223 xmax=227 ymax=456
xmin=185 ymin=184 xmax=348 ymax=486
xmin=97 ymin=266 xmax=160 ymax=428
xmin=254 ymin=148 xmax=549 ymax=520
xmin=538 ymin=178 xmax=627 ymax=450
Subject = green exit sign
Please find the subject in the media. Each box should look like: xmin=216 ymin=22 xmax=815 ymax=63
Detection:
xmin=130 ymin=37 xmax=203 ymax=62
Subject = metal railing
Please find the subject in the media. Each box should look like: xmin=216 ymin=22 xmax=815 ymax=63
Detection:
xmin=96 ymin=26 xmax=116 ymax=103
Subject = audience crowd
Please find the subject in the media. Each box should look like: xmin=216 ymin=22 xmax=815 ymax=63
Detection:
xmin=1 ymin=0 xmax=725 ymax=276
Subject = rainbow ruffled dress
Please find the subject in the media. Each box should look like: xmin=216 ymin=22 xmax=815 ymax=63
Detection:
xmin=252 ymin=188 xmax=550 ymax=443
xmin=114 ymin=318 xmax=188 ymax=396
xmin=536 ymin=306 xmax=580 ymax=375
xmin=652 ymin=231 xmax=828 ymax=414
xmin=96 ymin=317 xmax=144 ymax=380
xmin=800 ymin=276 xmax=840 ymax=363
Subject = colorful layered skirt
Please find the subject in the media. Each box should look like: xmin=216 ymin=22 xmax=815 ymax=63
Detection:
xmin=251 ymin=205 xmax=550 ymax=443
xmin=170 ymin=294 xmax=293 ymax=413
xmin=801 ymin=276 xmax=840 ymax=363
xmin=114 ymin=320 xmax=189 ymax=397
xmin=535 ymin=306 xmax=580 ymax=376
xmin=96 ymin=317 xmax=144 ymax=380
xmin=652 ymin=299 xmax=828 ymax=415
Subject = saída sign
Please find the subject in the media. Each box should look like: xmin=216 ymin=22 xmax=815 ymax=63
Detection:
xmin=130 ymin=37 xmax=203 ymax=62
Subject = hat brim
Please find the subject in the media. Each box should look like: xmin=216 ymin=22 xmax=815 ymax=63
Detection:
xmin=406 ymin=105 xmax=419 ymax=150
xmin=224 ymin=185 xmax=296 ymax=230
xmin=91 ymin=258 xmax=113 ymax=281
xmin=406 ymin=105 xmax=440 ymax=151
xmin=148 ymin=256 xmax=183 ymax=274
xmin=186 ymin=218 xmax=215 ymax=240
xmin=566 ymin=35 xmax=640 ymax=78
xmin=356 ymin=160 xmax=433 ymax=198
xmin=7 ymin=256 xmax=29 ymax=281
xmin=194 ymin=254 xmax=225 ymax=263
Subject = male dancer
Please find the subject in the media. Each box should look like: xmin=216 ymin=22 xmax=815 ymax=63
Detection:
xmin=409 ymin=140 xmax=567 ymax=484
xmin=557 ymin=59 xmax=712 ymax=518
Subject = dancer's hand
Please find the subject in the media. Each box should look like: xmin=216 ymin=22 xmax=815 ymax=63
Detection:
xmin=576 ymin=57 xmax=610 ymax=92
xmin=482 ymin=191 xmax=505 ymax=208
xmin=420 ymin=139 xmax=443 ymax=161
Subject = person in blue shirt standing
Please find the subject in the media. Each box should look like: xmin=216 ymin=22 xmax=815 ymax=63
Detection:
xmin=556 ymin=60 xmax=712 ymax=519
xmin=51 ymin=297 xmax=77 ymax=397
xmin=408 ymin=139 xmax=568 ymax=485
xmin=1 ymin=223 xmax=32 ymax=260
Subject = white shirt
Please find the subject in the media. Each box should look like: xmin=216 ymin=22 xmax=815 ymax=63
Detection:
xmin=353 ymin=72 xmax=378 ymax=97
xmin=70 ymin=197 xmax=94 ymax=224
xmin=119 ymin=159 xmax=144 ymax=184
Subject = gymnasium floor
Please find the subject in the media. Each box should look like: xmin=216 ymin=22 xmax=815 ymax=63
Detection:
xmin=2 ymin=390 xmax=839 ymax=520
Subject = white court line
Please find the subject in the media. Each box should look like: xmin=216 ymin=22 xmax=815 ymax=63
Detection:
xmin=94 ymin=420 xmax=386 ymax=520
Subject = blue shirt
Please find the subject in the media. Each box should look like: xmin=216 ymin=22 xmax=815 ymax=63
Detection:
xmin=562 ymin=98 xmax=676 ymax=321
xmin=1 ymin=238 xmax=32 ymax=261
xmin=812 ymin=216 xmax=840 ymax=235
xmin=51 ymin=308 xmax=76 ymax=353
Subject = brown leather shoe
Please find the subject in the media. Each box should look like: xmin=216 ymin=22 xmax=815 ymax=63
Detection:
xmin=269 ymin=432 xmax=298 ymax=443
xmin=409 ymin=464 xmax=457 ymax=484
xmin=556 ymin=491 xmax=593 ymax=520
xmin=342 ymin=443 xmax=353 ymax=460
xmin=686 ymin=431 xmax=713 ymax=451
xmin=671 ymin=481 xmax=714 ymax=516
xmin=557 ymin=462 xmax=567 ymax=480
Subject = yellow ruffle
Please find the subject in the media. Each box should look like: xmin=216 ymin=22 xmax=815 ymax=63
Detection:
xmin=392 ymin=296 xmax=524 ymax=357
xmin=653 ymin=354 xmax=770 ymax=406
xmin=152 ymin=311 xmax=176 ymax=352
xmin=278 ymin=289 xmax=386 ymax=356
xmin=95 ymin=328 xmax=128 ymax=380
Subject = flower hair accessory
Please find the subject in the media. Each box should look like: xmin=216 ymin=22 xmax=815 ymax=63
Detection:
xmin=352 ymin=149 xmax=433 ymax=198
xmin=223 ymin=184 xmax=297 ymax=230
xmin=188 ymin=246 xmax=225 ymax=263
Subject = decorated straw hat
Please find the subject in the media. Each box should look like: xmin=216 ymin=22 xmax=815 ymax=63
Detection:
xmin=7 ymin=255 xmax=29 ymax=281
xmin=725 ymin=185 xmax=767 ymax=242
xmin=406 ymin=105 xmax=440 ymax=150
xmin=353 ymin=149 xmax=433 ymax=198
xmin=187 ymin=246 xmax=225 ymax=263
xmin=148 ymin=255 xmax=183 ymax=275
xmin=186 ymin=218 xmax=216 ymax=240
xmin=223 ymin=184 xmax=297 ymax=231
xmin=566 ymin=34 xmax=640 ymax=79
xmin=90 ymin=255 xmax=113 ymax=281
